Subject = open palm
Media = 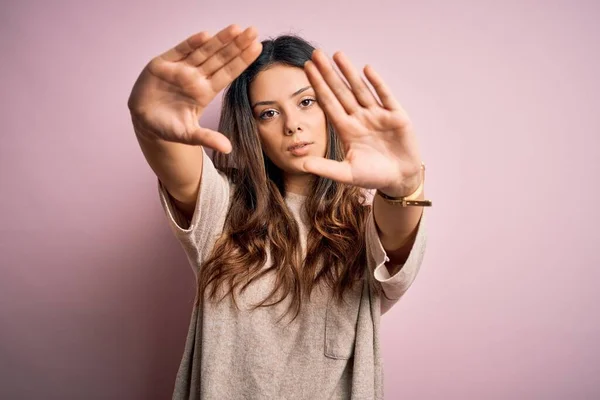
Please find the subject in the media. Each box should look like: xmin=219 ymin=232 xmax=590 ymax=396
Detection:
xmin=127 ymin=25 xmax=262 ymax=153
xmin=302 ymin=50 xmax=423 ymax=196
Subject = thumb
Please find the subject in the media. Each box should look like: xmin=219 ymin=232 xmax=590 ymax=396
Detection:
xmin=302 ymin=156 xmax=353 ymax=184
xmin=183 ymin=125 xmax=233 ymax=154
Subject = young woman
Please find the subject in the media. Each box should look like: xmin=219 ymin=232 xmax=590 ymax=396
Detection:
xmin=128 ymin=24 xmax=430 ymax=400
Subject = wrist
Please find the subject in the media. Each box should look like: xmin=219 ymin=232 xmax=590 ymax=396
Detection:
xmin=379 ymin=173 xmax=422 ymax=198
xmin=376 ymin=163 xmax=432 ymax=207
xmin=131 ymin=115 xmax=161 ymax=144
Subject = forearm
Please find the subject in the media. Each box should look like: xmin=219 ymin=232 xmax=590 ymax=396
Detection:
xmin=373 ymin=187 xmax=425 ymax=274
xmin=132 ymin=120 xmax=203 ymax=201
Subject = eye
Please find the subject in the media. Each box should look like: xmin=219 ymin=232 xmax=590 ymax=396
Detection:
xmin=259 ymin=109 xmax=278 ymax=120
xmin=300 ymin=98 xmax=316 ymax=107
xmin=258 ymin=98 xmax=316 ymax=121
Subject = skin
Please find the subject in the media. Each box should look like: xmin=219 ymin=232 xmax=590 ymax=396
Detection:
xmin=249 ymin=64 xmax=329 ymax=195
xmin=247 ymin=56 xmax=425 ymax=268
xmin=249 ymin=50 xmax=426 ymax=269
xmin=130 ymin=23 xmax=425 ymax=272
xmin=300 ymin=49 xmax=426 ymax=267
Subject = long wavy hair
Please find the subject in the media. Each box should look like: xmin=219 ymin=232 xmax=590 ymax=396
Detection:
xmin=197 ymin=34 xmax=382 ymax=324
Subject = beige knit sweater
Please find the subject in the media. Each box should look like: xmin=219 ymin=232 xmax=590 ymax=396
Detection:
xmin=157 ymin=148 xmax=428 ymax=399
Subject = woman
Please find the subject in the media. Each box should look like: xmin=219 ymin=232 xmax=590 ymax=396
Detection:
xmin=128 ymin=24 xmax=430 ymax=400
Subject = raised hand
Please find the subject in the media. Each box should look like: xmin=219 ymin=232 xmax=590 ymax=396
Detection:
xmin=127 ymin=25 xmax=262 ymax=153
xmin=302 ymin=50 xmax=423 ymax=197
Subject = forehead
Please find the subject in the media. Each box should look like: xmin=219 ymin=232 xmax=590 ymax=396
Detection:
xmin=249 ymin=64 xmax=310 ymax=101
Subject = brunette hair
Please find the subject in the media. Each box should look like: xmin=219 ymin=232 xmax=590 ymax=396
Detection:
xmin=197 ymin=34 xmax=382 ymax=323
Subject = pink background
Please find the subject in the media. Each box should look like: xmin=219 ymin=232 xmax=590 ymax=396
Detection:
xmin=1 ymin=0 xmax=599 ymax=398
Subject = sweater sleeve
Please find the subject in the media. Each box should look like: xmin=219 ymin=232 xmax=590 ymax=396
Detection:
xmin=365 ymin=197 xmax=428 ymax=316
xmin=156 ymin=147 xmax=232 ymax=276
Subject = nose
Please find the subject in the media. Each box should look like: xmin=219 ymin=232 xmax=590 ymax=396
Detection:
xmin=285 ymin=125 xmax=301 ymax=136
xmin=284 ymin=111 xmax=302 ymax=136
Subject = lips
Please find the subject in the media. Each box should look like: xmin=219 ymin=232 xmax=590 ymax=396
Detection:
xmin=287 ymin=141 xmax=313 ymax=151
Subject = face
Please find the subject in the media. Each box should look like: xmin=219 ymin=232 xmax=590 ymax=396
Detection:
xmin=249 ymin=64 xmax=328 ymax=177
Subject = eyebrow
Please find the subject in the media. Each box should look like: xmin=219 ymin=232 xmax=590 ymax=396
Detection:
xmin=251 ymin=86 xmax=313 ymax=109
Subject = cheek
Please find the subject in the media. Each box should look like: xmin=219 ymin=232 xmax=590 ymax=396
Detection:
xmin=310 ymin=110 xmax=328 ymax=142
xmin=258 ymin=129 xmax=282 ymax=157
xmin=310 ymin=108 xmax=327 ymax=131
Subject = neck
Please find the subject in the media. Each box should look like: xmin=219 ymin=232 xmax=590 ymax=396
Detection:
xmin=284 ymin=172 xmax=314 ymax=196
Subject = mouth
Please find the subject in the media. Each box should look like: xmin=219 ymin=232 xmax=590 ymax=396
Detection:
xmin=287 ymin=141 xmax=314 ymax=151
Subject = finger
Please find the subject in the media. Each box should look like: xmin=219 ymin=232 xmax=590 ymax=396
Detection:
xmin=185 ymin=24 xmax=243 ymax=67
xmin=198 ymin=26 xmax=258 ymax=76
xmin=301 ymin=157 xmax=353 ymax=185
xmin=310 ymin=49 xmax=360 ymax=115
xmin=363 ymin=65 xmax=403 ymax=112
xmin=332 ymin=52 xmax=378 ymax=108
xmin=160 ymin=31 xmax=212 ymax=62
xmin=304 ymin=59 xmax=349 ymax=127
xmin=185 ymin=125 xmax=233 ymax=154
xmin=209 ymin=41 xmax=263 ymax=93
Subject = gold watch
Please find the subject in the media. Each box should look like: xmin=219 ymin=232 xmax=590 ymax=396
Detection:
xmin=375 ymin=162 xmax=432 ymax=207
